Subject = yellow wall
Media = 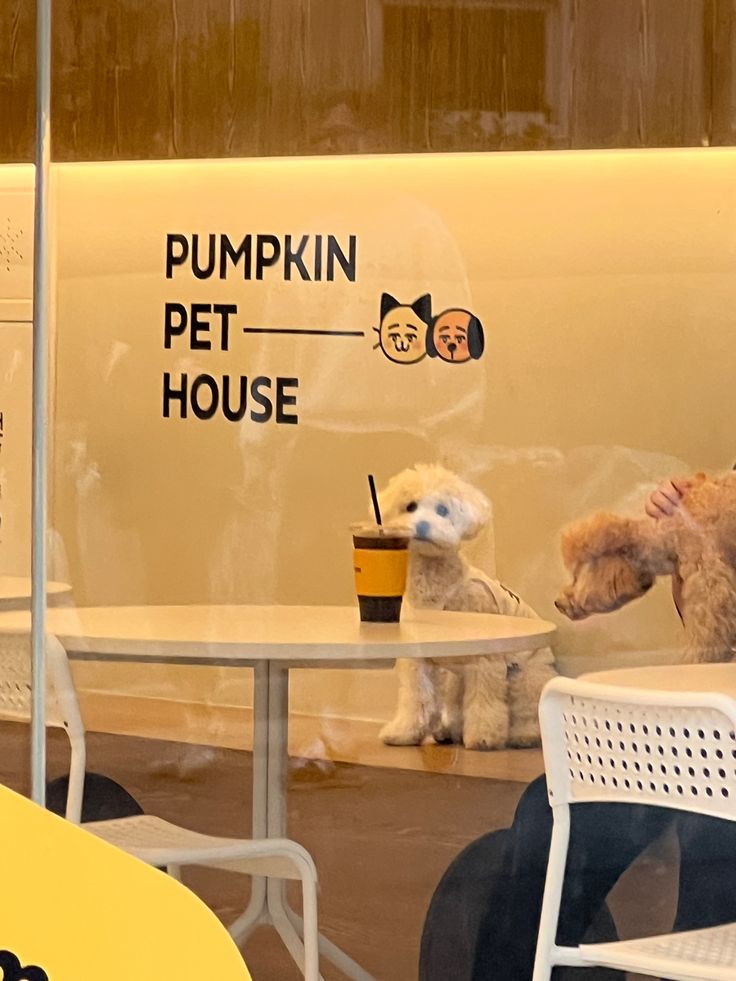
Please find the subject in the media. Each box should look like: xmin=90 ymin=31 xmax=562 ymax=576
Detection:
xmin=12 ymin=149 xmax=736 ymax=724
xmin=0 ymin=168 xmax=34 ymax=579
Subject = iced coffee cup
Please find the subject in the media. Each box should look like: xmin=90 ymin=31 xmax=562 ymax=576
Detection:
xmin=351 ymin=523 xmax=410 ymax=623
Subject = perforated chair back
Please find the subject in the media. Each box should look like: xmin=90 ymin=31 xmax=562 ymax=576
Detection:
xmin=540 ymin=676 xmax=736 ymax=821
xmin=0 ymin=630 xmax=87 ymax=821
xmin=0 ymin=631 xmax=82 ymax=731
xmin=533 ymin=675 xmax=736 ymax=981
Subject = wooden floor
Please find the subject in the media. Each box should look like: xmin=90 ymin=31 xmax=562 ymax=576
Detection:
xmin=78 ymin=690 xmax=547 ymax=783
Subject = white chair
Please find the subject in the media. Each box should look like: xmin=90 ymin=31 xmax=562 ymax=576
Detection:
xmin=534 ymin=674 xmax=736 ymax=981
xmin=0 ymin=631 xmax=320 ymax=981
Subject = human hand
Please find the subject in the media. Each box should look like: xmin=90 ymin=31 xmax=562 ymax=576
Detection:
xmin=645 ymin=476 xmax=694 ymax=520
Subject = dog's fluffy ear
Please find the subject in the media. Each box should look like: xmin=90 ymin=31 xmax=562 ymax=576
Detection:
xmin=561 ymin=512 xmax=642 ymax=568
xmin=598 ymin=556 xmax=655 ymax=610
xmin=453 ymin=482 xmax=491 ymax=540
xmin=375 ymin=469 xmax=415 ymax=523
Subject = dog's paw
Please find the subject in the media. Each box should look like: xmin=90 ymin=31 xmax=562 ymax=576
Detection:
xmin=462 ymin=720 xmax=508 ymax=751
xmin=507 ymin=727 xmax=541 ymax=749
xmin=462 ymin=702 xmax=509 ymax=751
xmin=380 ymin=718 xmax=426 ymax=746
xmin=508 ymin=714 xmax=542 ymax=748
xmin=431 ymin=715 xmax=464 ymax=745
xmin=463 ymin=733 xmax=508 ymax=751
xmin=431 ymin=725 xmax=462 ymax=745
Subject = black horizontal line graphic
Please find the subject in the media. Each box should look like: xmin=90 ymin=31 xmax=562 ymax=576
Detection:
xmin=0 ymin=319 xmax=32 ymax=325
xmin=242 ymin=327 xmax=365 ymax=337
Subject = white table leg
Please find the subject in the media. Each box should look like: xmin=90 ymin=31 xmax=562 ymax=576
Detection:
xmin=266 ymin=662 xmax=289 ymax=837
xmin=232 ymin=660 xmax=377 ymax=980
xmin=264 ymin=662 xmax=323 ymax=978
xmin=265 ymin=663 xmax=378 ymax=981
xmin=230 ymin=661 xmax=323 ymax=980
xmin=228 ymin=662 xmax=269 ymax=942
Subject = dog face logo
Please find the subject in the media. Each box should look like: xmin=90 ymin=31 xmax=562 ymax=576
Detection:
xmin=427 ymin=309 xmax=484 ymax=363
xmin=373 ymin=293 xmax=431 ymax=364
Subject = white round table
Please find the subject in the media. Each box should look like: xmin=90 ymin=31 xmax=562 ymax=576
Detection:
xmin=0 ymin=603 xmax=554 ymax=665
xmin=0 ymin=603 xmax=555 ymax=981
xmin=0 ymin=576 xmax=71 ymax=610
xmin=583 ymin=663 xmax=736 ymax=697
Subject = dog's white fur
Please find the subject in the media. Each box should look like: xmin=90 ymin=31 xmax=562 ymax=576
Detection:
xmin=377 ymin=464 xmax=557 ymax=750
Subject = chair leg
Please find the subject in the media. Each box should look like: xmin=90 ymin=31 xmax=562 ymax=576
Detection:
xmin=161 ymin=841 xmax=319 ymax=977
xmin=295 ymin=855 xmax=319 ymax=981
xmin=272 ymin=841 xmax=320 ymax=981
xmin=532 ymin=807 xmax=571 ymax=981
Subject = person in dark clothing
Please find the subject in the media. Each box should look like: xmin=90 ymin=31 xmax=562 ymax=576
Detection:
xmin=419 ymin=474 xmax=736 ymax=980
xmin=420 ymin=769 xmax=736 ymax=980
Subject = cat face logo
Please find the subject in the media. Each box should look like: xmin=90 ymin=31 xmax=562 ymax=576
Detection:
xmin=427 ymin=308 xmax=484 ymax=363
xmin=373 ymin=293 xmax=431 ymax=364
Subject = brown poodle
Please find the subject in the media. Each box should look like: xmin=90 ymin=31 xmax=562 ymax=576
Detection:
xmin=556 ymin=471 xmax=736 ymax=663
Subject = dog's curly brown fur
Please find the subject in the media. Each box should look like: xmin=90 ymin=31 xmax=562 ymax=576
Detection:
xmin=556 ymin=471 xmax=736 ymax=664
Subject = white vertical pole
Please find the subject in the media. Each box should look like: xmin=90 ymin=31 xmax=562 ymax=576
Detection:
xmin=31 ymin=0 xmax=52 ymax=807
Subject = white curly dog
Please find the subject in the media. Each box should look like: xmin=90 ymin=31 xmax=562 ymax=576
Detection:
xmin=377 ymin=464 xmax=557 ymax=750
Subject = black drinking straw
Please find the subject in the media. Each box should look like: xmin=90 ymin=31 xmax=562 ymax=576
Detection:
xmin=368 ymin=474 xmax=383 ymax=526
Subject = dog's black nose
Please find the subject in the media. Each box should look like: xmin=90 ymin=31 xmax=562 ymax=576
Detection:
xmin=415 ymin=519 xmax=431 ymax=539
